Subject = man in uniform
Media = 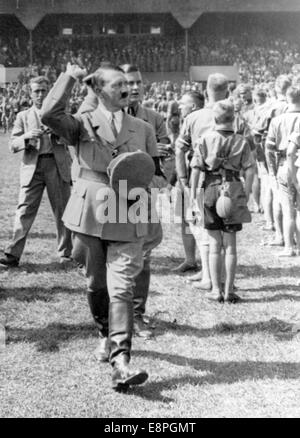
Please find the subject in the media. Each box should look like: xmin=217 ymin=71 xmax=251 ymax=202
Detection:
xmin=266 ymin=86 xmax=300 ymax=257
xmin=175 ymin=74 xmax=229 ymax=291
xmin=0 ymin=76 xmax=72 ymax=268
xmin=172 ymin=91 xmax=205 ymax=276
xmin=77 ymin=63 xmax=166 ymax=338
xmin=41 ymin=63 xmax=159 ymax=390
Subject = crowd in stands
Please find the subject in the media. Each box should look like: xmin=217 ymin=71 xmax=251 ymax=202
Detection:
xmin=1 ymin=33 xmax=300 ymax=84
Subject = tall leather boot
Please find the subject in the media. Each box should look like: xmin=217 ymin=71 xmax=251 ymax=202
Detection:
xmin=133 ymin=260 xmax=152 ymax=338
xmin=133 ymin=260 xmax=150 ymax=317
xmin=109 ymin=301 xmax=148 ymax=391
xmin=87 ymin=289 xmax=110 ymax=362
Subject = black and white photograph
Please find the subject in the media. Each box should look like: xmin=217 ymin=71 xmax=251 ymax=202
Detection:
xmin=0 ymin=0 xmax=300 ymax=419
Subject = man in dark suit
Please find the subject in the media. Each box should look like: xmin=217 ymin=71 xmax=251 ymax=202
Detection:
xmin=121 ymin=64 xmax=169 ymax=338
xmin=0 ymin=76 xmax=72 ymax=267
xmin=41 ymin=63 xmax=159 ymax=390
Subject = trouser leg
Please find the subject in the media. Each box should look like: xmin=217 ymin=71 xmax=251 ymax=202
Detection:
xmin=72 ymin=232 xmax=109 ymax=337
xmin=44 ymin=157 xmax=72 ymax=258
xmin=133 ymin=257 xmax=150 ymax=318
xmin=107 ymin=240 xmax=143 ymax=360
xmin=106 ymin=239 xmax=147 ymax=389
xmin=5 ymin=169 xmax=45 ymax=260
xmin=133 ymin=222 xmax=162 ymax=318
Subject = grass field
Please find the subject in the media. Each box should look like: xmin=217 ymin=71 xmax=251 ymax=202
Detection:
xmin=0 ymin=132 xmax=300 ymax=418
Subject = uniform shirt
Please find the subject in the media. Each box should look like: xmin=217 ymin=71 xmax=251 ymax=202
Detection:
xmin=251 ymin=102 xmax=273 ymax=130
xmin=287 ymin=132 xmax=300 ymax=170
xmin=191 ymin=127 xmax=255 ymax=173
xmin=266 ymin=111 xmax=300 ymax=151
xmin=176 ymin=105 xmax=215 ymax=154
xmin=253 ymin=98 xmax=287 ymax=134
xmin=270 ymin=97 xmax=288 ymax=118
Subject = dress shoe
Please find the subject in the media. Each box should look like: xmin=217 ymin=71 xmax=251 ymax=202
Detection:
xmin=93 ymin=337 xmax=109 ymax=362
xmin=133 ymin=316 xmax=153 ymax=339
xmin=0 ymin=254 xmax=19 ymax=267
xmin=171 ymin=261 xmax=197 ymax=273
xmin=224 ymin=292 xmax=242 ymax=304
xmin=112 ymin=355 xmax=148 ymax=391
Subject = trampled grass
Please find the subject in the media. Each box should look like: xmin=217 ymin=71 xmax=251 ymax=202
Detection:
xmin=0 ymin=132 xmax=300 ymax=418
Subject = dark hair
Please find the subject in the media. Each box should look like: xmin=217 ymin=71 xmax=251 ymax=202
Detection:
xmin=83 ymin=62 xmax=124 ymax=88
xmin=184 ymin=90 xmax=205 ymax=109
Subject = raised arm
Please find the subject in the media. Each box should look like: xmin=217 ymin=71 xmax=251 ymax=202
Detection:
xmin=41 ymin=63 xmax=87 ymax=146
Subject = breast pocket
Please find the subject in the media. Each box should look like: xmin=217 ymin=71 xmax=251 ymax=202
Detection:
xmin=65 ymin=184 xmax=87 ymax=227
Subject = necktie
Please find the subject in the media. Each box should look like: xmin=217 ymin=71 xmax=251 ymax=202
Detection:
xmin=127 ymin=106 xmax=136 ymax=117
xmin=111 ymin=113 xmax=118 ymax=139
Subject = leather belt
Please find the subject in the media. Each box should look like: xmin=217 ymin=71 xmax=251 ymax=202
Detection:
xmin=78 ymin=167 xmax=109 ymax=183
xmin=206 ymin=169 xmax=240 ymax=178
xmin=38 ymin=153 xmax=54 ymax=158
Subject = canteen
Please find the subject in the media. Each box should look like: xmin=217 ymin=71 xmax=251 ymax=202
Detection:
xmin=216 ymin=192 xmax=233 ymax=219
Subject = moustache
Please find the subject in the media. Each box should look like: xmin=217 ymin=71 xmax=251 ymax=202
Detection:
xmin=121 ymin=92 xmax=129 ymax=99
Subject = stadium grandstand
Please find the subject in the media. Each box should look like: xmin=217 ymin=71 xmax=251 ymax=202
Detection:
xmin=1 ymin=0 xmax=300 ymax=83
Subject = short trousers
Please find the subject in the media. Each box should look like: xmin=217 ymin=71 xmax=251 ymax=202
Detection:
xmin=203 ymin=176 xmax=243 ymax=233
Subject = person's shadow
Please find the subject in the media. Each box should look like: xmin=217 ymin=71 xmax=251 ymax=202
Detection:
xmin=0 ymin=286 xmax=84 ymax=303
xmin=4 ymin=319 xmax=300 ymax=402
xmin=129 ymin=350 xmax=300 ymax=402
xmin=6 ymin=322 xmax=97 ymax=353
xmin=148 ymin=315 xmax=298 ymax=342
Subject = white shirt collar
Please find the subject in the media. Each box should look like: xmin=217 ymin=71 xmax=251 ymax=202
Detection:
xmin=97 ymin=99 xmax=123 ymax=134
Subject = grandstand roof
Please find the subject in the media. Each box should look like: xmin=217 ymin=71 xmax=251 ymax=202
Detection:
xmin=1 ymin=0 xmax=300 ymax=29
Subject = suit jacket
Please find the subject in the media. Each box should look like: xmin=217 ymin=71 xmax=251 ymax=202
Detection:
xmin=41 ymin=73 xmax=157 ymax=242
xmin=135 ymin=105 xmax=169 ymax=144
xmin=10 ymin=106 xmax=72 ymax=187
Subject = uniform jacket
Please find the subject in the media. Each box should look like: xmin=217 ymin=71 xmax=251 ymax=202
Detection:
xmin=41 ymin=73 xmax=157 ymax=242
xmin=10 ymin=106 xmax=72 ymax=187
xmin=80 ymin=93 xmax=168 ymax=144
